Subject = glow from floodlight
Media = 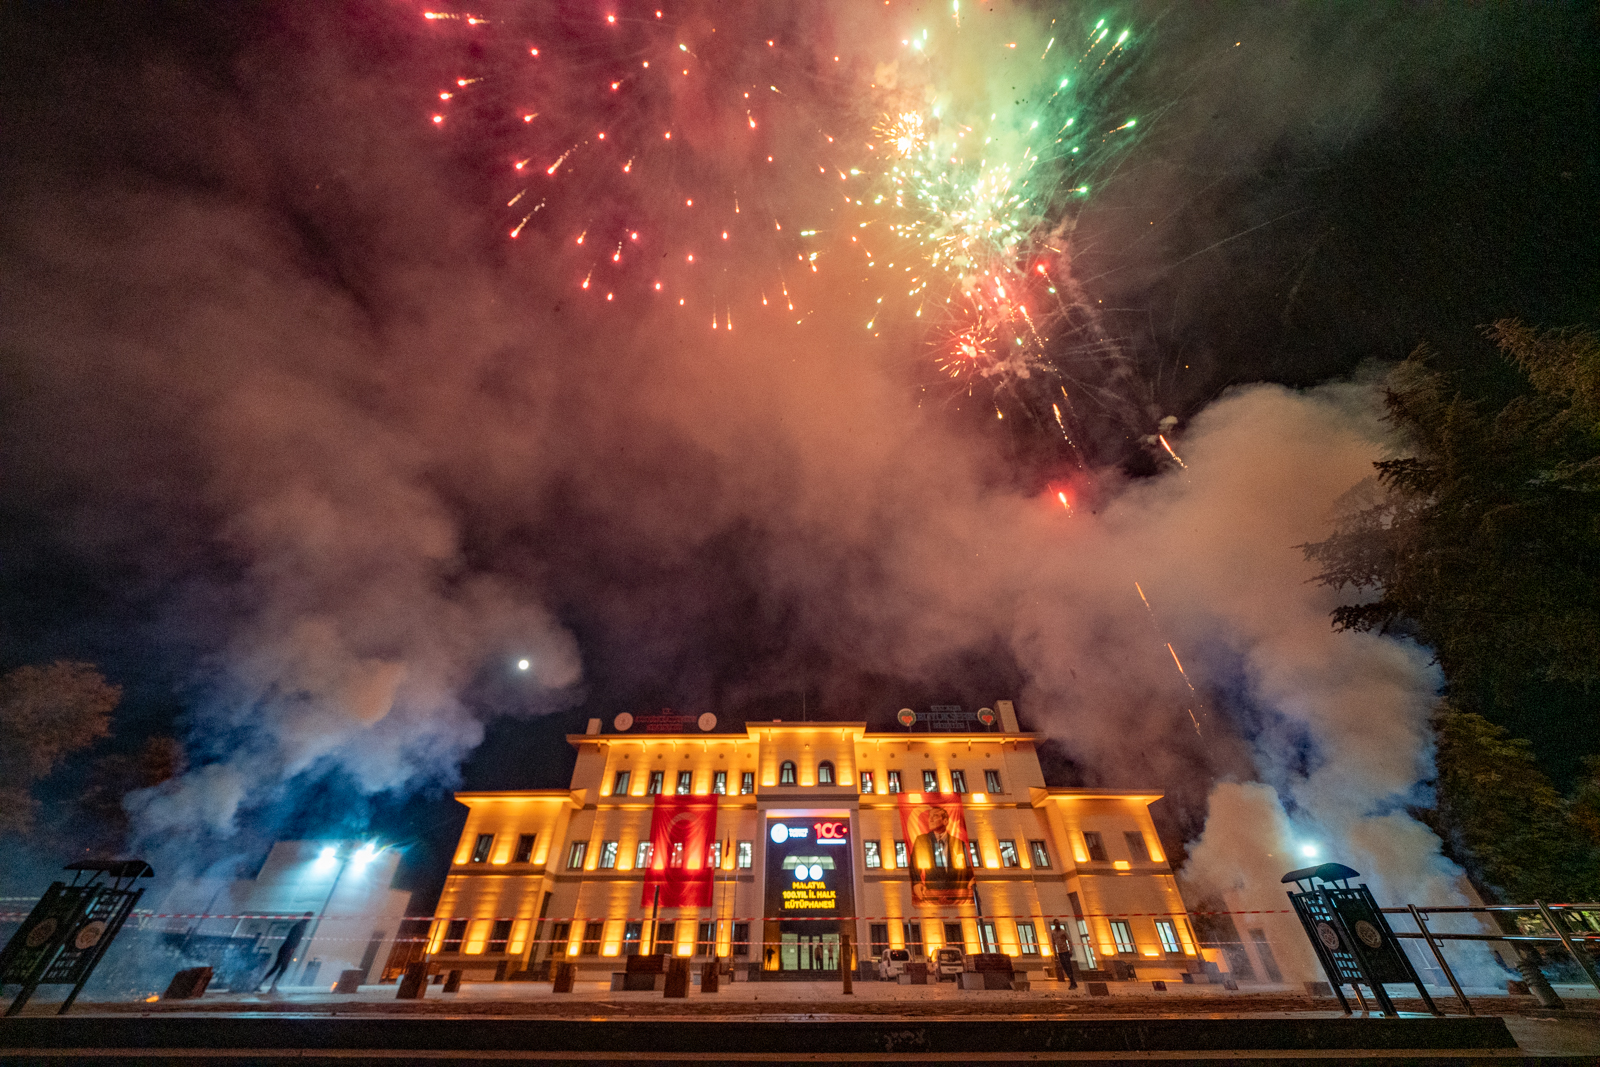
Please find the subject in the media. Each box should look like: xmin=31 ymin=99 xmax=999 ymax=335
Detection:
xmin=353 ymin=843 xmax=379 ymax=867
xmin=1299 ymin=843 xmax=1319 ymax=858
xmin=517 ymin=658 xmax=531 ymax=671
xmin=315 ymin=845 xmax=338 ymax=870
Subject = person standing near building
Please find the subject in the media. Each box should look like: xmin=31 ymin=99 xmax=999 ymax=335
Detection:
xmin=257 ymin=912 xmax=314 ymax=992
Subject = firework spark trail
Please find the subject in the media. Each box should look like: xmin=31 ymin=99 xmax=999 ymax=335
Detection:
xmin=1134 ymin=581 xmax=1206 ymax=737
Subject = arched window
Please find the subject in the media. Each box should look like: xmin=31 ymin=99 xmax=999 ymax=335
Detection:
xmin=779 ymin=760 xmax=797 ymax=785
xmin=817 ymin=760 xmax=835 ymax=786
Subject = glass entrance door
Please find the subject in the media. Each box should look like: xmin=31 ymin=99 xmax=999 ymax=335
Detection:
xmin=779 ymin=930 xmax=839 ymax=971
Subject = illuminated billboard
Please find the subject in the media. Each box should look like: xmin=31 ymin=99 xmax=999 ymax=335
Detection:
xmin=763 ymin=815 xmax=855 ymax=918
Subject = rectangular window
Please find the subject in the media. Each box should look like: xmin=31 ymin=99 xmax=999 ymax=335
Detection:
xmin=598 ymin=841 xmax=618 ymax=869
xmin=950 ymin=769 xmax=968 ymax=793
xmin=1083 ymin=831 xmax=1108 ymax=862
xmin=623 ymin=921 xmax=643 ymax=955
xmin=612 ymin=770 xmax=631 ymax=796
xmin=737 ymin=841 xmax=752 ymax=869
xmin=708 ymin=841 xmax=722 ymax=868
xmin=998 ymin=840 xmax=1019 ymax=868
xmin=470 ymin=833 xmax=494 ymax=863
xmin=654 ymin=921 xmax=676 ymax=956
xmin=697 ymin=921 xmax=715 ymax=956
xmin=869 ymin=923 xmax=890 ymax=956
xmin=1016 ymin=921 xmax=1039 ymax=955
xmin=863 ymin=840 xmax=882 ymax=869
xmin=903 ymin=921 xmax=923 ymax=956
xmin=582 ymin=921 xmax=604 ymax=955
xmin=1077 ymin=919 xmax=1096 ymax=968
xmin=551 ymin=921 xmax=572 ymax=957
xmin=635 ymin=841 xmax=654 ymax=869
xmin=669 ymin=840 xmax=685 ymax=868
xmin=1029 ymin=840 xmax=1051 ymax=868
xmin=893 ymin=840 xmax=908 ymax=868
xmin=1110 ymin=920 xmax=1135 ymax=955
xmin=732 ymin=922 xmax=750 ymax=956
xmin=740 ymin=771 xmax=755 ymax=794
xmin=985 ymin=769 xmax=1002 ymax=793
xmin=513 ymin=833 xmax=537 ymax=864
xmin=713 ymin=770 xmax=727 ymax=795
xmin=966 ymin=841 xmax=981 ymax=868
xmin=567 ymin=841 xmax=588 ymax=869
xmin=676 ymin=770 xmax=692 ymax=795
xmin=978 ymin=920 xmax=997 ymax=953
xmin=923 ymin=769 xmax=939 ymax=792
xmin=1156 ymin=920 xmax=1181 ymax=954
xmin=442 ymin=918 xmax=467 ymax=953
xmin=488 ymin=918 xmax=512 ymax=953
xmin=647 ymin=770 xmax=664 ymax=795
xmin=859 ymin=770 xmax=874 ymax=793
xmin=1124 ymin=831 xmax=1151 ymax=863
xmin=887 ymin=770 xmax=902 ymax=794
xmin=943 ymin=921 xmax=965 ymax=950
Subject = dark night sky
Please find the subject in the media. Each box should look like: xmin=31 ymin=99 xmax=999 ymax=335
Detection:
xmin=0 ymin=1 xmax=1595 ymax=908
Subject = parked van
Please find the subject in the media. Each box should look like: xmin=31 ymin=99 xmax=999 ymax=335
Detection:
xmin=875 ymin=948 xmax=911 ymax=980
xmin=935 ymin=947 xmax=965 ymax=980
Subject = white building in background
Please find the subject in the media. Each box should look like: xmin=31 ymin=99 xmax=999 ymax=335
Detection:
xmin=153 ymin=840 xmax=411 ymax=989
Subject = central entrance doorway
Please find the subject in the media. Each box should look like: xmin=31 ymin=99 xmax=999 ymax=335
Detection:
xmin=779 ymin=927 xmax=840 ymax=972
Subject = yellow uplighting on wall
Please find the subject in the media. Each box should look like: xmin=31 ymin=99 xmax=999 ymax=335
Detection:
xmin=1113 ymin=860 xmax=1131 ymax=870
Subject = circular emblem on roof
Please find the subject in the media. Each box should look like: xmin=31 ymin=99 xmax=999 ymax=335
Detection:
xmin=613 ymin=712 xmax=634 ymax=732
xmin=1354 ymin=920 xmax=1384 ymax=950
xmin=26 ymin=917 xmax=58 ymax=948
xmin=697 ymin=713 xmax=717 ymax=732
xmin=770 ymin=823 xmax=789 ymax=844
xmin=72 ymin=920 xmax=107 ymax=951
xmin=1315 ymin=921 xmax=1341 ymax=951
xmin=977 ymin=707 xmax=997 ymax=726
xmin=897 ymin=708 xmax=917 ymax=727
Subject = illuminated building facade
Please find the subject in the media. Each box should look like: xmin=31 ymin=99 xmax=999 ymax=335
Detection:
xmin=430 ymin=703 xmax=1205 ymax=981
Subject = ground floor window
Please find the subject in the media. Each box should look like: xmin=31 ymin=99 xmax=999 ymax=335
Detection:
xmin=582 ymin=921 xmax=603 ymax=955
xmin=732 ymin=922 xmax=750 ymax=956
xmin=697 ymin=921 xmax=715 ymax=956
xmin=1110 ymin=920 xmax=1135 ymax=955
xmin=551 ymin=922 xmax=573 ymax=956
xmin=488 ymin=919 xmax=512 ymax=953
xmin=943 ymin=921 xmax=964 ymax=950
xmin=654 ymin=921 xmax=676 ymax=955
xmin=1156 ymin=920 xmax=1182 ymax=954
xmin=978 ymin=920 xmax=997 ymax=953
xmin=1016 ymin=921 xmax=1039 ymax=954
xmin=903 ymin=921 xmax=923 ymax=956
xmin=869 ymin=923 xmax=890 ymax=956
xmin=1077 ymin=919 xmax=1096 ymax=968
xmin=441 ymin=918 xmax=467 ymax=953
xmin=623 ymin=921 xmax=643 ymax=955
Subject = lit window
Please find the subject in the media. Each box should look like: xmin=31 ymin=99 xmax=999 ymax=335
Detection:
xmin=623 ymin=921 xmax=643 ymax=955
xmin=979 ymin=920 xmax=997 ymax=953
xmin=1156 ymin=920 xmax=1181 ymax=954
xmin=732 ymin=922 xmax=750 ymax=956
xmin=470 ymin=833 xmax=494 ymax=863
xmin=635 ymin=841 xmax=654 ymax=869
xmin=566 ymin=841 xmax=587 ymax=869
xmin=669 ymin=840 xmax=685 ymax=868
xmin=488 ymin=919 xmax=512 ymax=953
xmin=923 ymin=769 xmax=938 ymax=792
xmin=887 ymin=770 xmax=902 ymax=794
xmin=998 ymin=840 xmax=1019 ymax=867
xmin=1083 ymin=831 xmax=1108 ymax=862
xmin=598 ymin=841 xmax=618 ymax=869
xmin=779 ymin=761 xmax=796 ymax=785
xmin=1110 ymin=920 xmax=1135 ymax=954
xmin=740 ymin=771 xmax=755 ymax=794
xmin=817 ymin=760 xmax=835 ymax=785
xmin=613 ymin=770 xmax=631 ymax=796
xmin=513 ymin=833 xmax=537 ymax=864
xmin=863 ymin=840 xmax=882 ymax=869
xmin=676 ymin=770 xmax=692 ymax=795
xmin=647 ymin=771 xmax=664 ymax=795
xmin=893 ymin=840 xmax=908 ymax=868
xmin=709 ymin=841 xmax=722 ymax=867
xmin=1029 ymin=840 xmax=1051 ymax=868
xmin=950 ymin=769 xmax=967 ymax=793
xmin=966 ymin=841 xmax=981 ymax=868
xmin=1016 ymin=921 xmax=1039 ymax=954
xmin=737 ymin=841 xmax=753 ymax=868
xmin=1077 ymin=919 xmax=1096 ymax=968
xmin=713 ymin=771 xmax=727 ymax=794
xmin=582 ymin=921 xmax=604 ymax=955
xmin=859 ymin=771 xmax=874 ymax=793
xmin=1124 ymin=831 xmax=1151 ymax=863
xmin=985 ymin=769 xmax=1002 ymax=793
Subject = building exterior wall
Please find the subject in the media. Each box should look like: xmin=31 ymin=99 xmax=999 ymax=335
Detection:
xmin=431 ymin=722 xmax=1211 ymax=982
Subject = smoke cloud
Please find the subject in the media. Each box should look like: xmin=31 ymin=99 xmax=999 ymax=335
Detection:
xmin=1 ymin=0 xmax=1514 ymax=917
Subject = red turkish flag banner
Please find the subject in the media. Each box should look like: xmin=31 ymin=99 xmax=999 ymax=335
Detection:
xmin=896 ymin=792 xmax=974 ymax=905
xmin=641 ymin=794 xmax=720 ymax=908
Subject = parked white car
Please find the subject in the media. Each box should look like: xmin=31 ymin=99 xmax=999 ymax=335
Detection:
xmin=875 ymin=948 xmax=911 ymax=980
xmin=935 ymin=947 xmax=965 ymax=980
